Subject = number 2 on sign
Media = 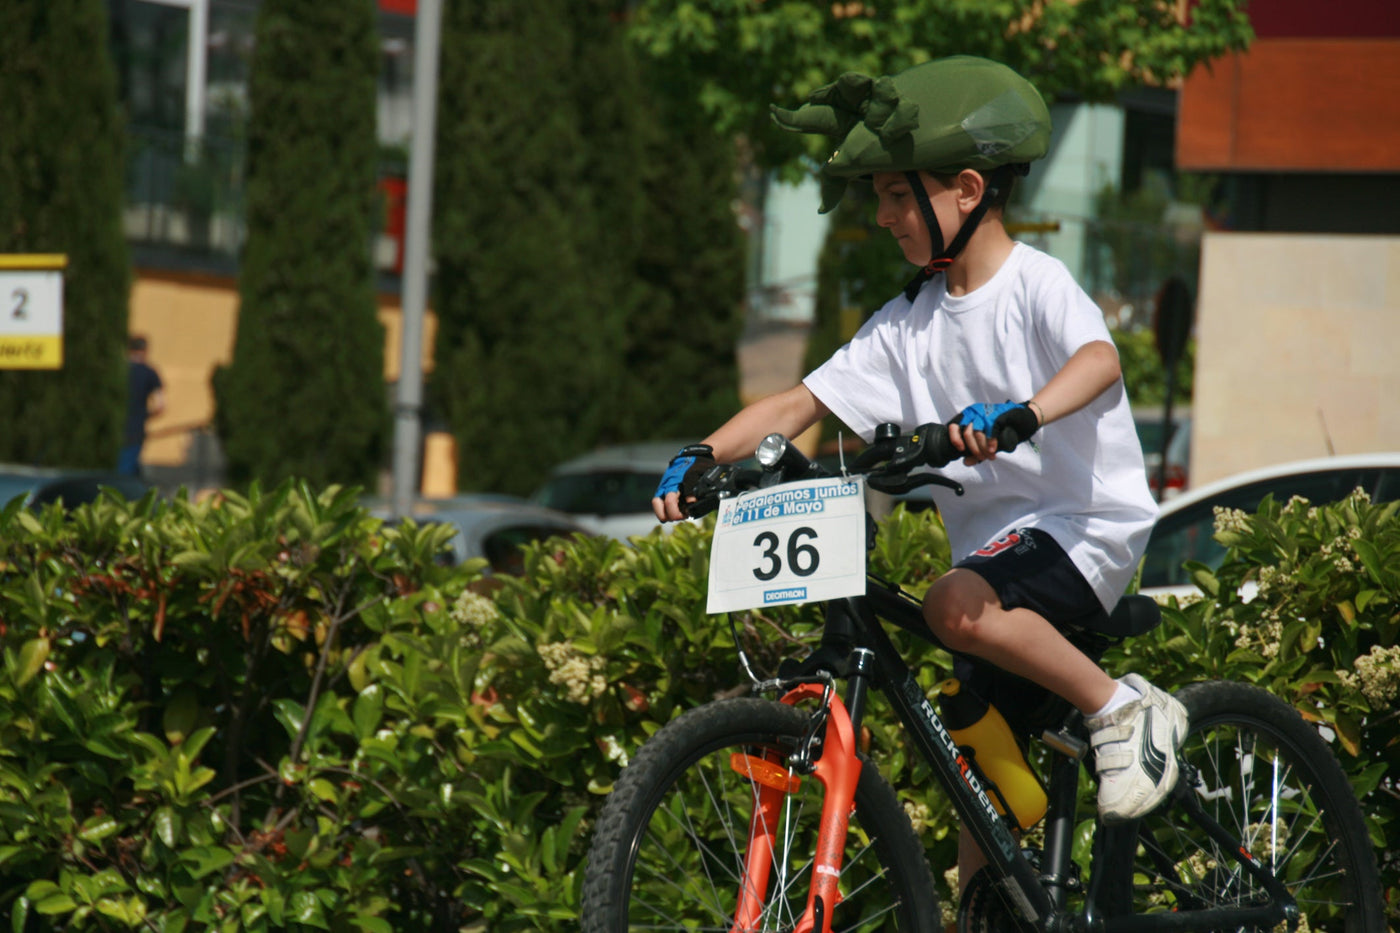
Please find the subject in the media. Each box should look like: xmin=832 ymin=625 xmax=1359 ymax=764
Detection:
xmin=10 ymin=288 xmax=28 ymax=320
xmin=752 ymin=527 xmax=820 ymax=581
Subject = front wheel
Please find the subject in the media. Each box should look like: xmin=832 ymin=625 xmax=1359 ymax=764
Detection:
xmin=582 ymin=697 xmax=940 ymax=933
xmin=1123 ymin=680 xmax=1385 ymax=931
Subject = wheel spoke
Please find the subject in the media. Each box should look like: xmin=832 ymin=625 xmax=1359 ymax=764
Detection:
xmin=584 ymin=699 xmax=939 ymax=933
xmin=1120 ymin=683 xmax=1383 ymax=932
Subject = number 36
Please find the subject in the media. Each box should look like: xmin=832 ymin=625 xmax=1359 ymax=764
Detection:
xmin=751 ymin=527 xmax=820 ymax=581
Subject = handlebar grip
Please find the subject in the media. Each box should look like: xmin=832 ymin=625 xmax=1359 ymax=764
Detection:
xmin=994 ymin=423 xmax=1026 ymax=454
xmin=921 ymin=425 xmax=960 ymax=467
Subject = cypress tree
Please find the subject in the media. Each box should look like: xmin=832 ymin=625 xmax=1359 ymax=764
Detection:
xmin=433 ymin=0 xmax=627 ymax=495
xmin=432 ymin=1 xmax=745 ymax=493
xmin=613 ymin=62 xmax=745 ymax=441
xmin=213 ymin=0 xmax=385 ymax=489
xmin=0 ymin=0 xmax=129 ymax=468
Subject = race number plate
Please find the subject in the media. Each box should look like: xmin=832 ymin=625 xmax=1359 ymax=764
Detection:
xmin=707 ymin=476 xmax=866 ymax=614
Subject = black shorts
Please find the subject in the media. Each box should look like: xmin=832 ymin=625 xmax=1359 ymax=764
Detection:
xmin=954 ymin=527 xmax=1111 ymax=633
xmin=952 ymin=527 xmax=1116 ymax=733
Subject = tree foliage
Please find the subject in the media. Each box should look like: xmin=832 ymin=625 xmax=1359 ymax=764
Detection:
xmin=610 ymin=58 xmax=747 ymax=441
xmin=432 ymin=0 xmax=628 ymax=495
xmin=626 ymin=0 xmax=1254 ymax=177
xmin=213 ymin=0 xmax=386 ymax=489
xmin=432 ymin=0 xmax=745 ymax=494
xmin=0 ymin=0 xmax=129 ymax=468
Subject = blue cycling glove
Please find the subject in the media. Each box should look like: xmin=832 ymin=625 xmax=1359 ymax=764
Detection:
xmin=953 ymin=400 xmax=1040 ymax=450
xmin=654 ymin=444 xmax=716 ymax=500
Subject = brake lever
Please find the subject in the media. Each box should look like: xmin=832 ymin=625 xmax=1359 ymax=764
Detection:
xmin=686 ymin=464 xmax=763 ymax=518
xmin=867 ymin=472 xmax=965 ymax=497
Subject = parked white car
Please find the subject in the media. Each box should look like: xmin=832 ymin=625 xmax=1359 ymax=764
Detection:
xmin=1138 ymin=453 xmax=1400 ymax=599
xmin=531 ymin=442 xmax=690 ymax=540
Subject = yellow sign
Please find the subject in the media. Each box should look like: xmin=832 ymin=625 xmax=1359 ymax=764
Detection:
xmin=0 ymin=254 xmax=66 ymax=370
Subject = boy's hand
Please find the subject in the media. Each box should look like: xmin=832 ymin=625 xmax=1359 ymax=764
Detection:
xmin=652 ymin=444 xmax=715 ymax=521
xmin=950 ymin=401 xmax=1040 ymax=464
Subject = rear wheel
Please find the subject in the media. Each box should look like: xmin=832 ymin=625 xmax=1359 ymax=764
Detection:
xmin=582 ymin=697 xmax=940 ymax=933
xmin=1123 ymin=681 xmax=1384 ymax=931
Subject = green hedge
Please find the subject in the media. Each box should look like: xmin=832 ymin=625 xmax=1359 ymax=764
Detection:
xmin=1 ymin=484 xmax=1395 ymax=929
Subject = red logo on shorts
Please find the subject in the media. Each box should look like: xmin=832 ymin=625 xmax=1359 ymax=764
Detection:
xmin=975 ymin=533 xmax=1022 ymax=557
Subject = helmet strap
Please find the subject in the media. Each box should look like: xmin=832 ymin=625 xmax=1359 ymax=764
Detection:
xmin=901 ymin=164 xmax=1025 ymax=301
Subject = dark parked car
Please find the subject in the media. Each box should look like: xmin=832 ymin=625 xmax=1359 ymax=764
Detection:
xmin=0 ymin=465 xmax=153 ymax=510
xmin=371 ymin=495 xmax=588 ymax=575
xmin=1139 ymin=453 xmax=1400 ymax=597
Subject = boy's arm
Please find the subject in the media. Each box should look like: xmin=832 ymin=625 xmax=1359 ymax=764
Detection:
xmin=953 ymin=339 xmax=1121 ymax=462
xmin=653 ymin=384 xmax=830 ymax=521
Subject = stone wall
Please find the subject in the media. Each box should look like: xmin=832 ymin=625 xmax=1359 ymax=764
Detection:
xmin=1191 ymin=232 xmax=1400 ymax=485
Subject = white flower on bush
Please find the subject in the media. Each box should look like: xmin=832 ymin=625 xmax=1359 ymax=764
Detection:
xmin=1337 ymin=644 xmax=1400 ymax=706
xmin=449 ymin=590 xmax=499 ymax=630
xmin=1243 ymin=821 xmax=1287 ymax=864
xmin=1318 ymin=537 xmax=1358 ymax=574
xmin=539 ymin=640 xmax=607 ymax=705
xmin=941 ymin=866 xmax=960 ymax=929
xmin=1234 ymin=612 xmax=1284 ymax=659
xmin=1213 ymin=506 xmax=1251 ymax=536
xmin=902 ymin=799 xmax=932 ymax=833
xmin=598 ymin=733 xmax=630 ymax=767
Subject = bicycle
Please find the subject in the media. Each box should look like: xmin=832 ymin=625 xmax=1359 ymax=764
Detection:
xmin=580 ymin=422 xmax=1386 ymax=932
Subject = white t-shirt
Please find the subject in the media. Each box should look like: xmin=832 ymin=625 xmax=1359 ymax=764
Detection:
xmin=804 ymin=242 xmax=1158 ymax=611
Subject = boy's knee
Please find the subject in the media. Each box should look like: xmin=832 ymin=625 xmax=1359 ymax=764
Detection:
xmin=922 ymin=570 xmax=999 ymax=652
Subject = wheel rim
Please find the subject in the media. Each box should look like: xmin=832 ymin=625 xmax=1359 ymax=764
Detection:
xmin=1132 ymin=711 xmax=1368 ymax=931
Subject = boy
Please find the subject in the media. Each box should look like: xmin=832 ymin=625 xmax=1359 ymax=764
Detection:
xmin=652 ymin=56 xmax=1186 ymax=866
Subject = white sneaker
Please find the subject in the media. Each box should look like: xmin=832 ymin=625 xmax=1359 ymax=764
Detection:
xmin=1086 ymin=673 xmax=1188 ymax=822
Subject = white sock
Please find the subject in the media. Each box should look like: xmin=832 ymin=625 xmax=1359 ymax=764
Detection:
xmin=1091 ymin=679 xmax=1143 ymax=718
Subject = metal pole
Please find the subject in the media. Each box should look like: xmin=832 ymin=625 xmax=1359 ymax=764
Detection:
xmin=390 ymin=0 xmax=442 ymax=517
xmin=186 ymin=0 xmax=208 ymax=156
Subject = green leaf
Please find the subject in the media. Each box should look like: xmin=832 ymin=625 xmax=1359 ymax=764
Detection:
xmin=288 ymin=891 xmax=329 ymax=929
xmin=308 ymin=778 xmax=338 ymax=804
xmin=154 ymin=806 xmax=182 ymax=848
xmin=78 ymin=814 xmax=120 ymax=843
xmin=163 ymin=686 xmax=201 ymax=745
xmin=180 ymin=846 xmax=236 ymax=880
xmin=351 ymin=917 xmax=393 ymax=933
xmin=14 ymin=638 xmax=50 ymax=687
xmin=353 ymin=684 xmax=384 ymax=738
xmin=33 ymin=892 xmax=77 ymax=916
xmin=272 ymin=698 xmax=307 ymax=740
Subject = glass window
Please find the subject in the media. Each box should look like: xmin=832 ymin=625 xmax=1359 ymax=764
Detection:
xmin=482 ymin=525 xmax=573 ymax=576
xmin=1370 ymin=468 xmax=1400 ymax=504
xmin=533 ymin=472 xmax=660 ymax=516
xmin=1141 ymin=469 xmax=1362 ymax=587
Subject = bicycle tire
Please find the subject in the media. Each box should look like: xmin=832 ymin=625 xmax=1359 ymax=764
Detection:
xmin=1122 ymin=680 xmax=1385 ymax=932
xmin=582 ymin=697 xmax=941 ymax=933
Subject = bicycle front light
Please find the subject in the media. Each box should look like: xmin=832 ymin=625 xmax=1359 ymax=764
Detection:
xmin=755 ymin=433 xmax=789 ymax=469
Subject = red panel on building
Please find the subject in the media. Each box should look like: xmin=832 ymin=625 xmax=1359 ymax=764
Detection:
xmin=1177 ymin=38 xmax=1400 ymax=172
xmin=378 ymin=0 xmax=416 ymax=15
xmin=1246 ymin=0 xmax=1400 ymax=38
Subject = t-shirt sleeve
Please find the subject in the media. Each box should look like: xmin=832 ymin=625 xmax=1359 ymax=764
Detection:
xmin=802 ymin=303 xmax=907 ymax=441
xmin=1031 ymin=260 xmax=1114 ymax=365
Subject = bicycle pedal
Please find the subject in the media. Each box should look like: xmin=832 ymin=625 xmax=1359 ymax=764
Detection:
xmin=1040 ymin=728 xmax=1088 ymax=760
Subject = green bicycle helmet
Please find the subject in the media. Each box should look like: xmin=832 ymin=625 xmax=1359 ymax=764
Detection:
xmin=772 ymin=55 xmax=1051 ymax=293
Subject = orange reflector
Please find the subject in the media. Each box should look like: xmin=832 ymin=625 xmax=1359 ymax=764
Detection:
xmin=730 ymin=752 xmax=801 ymax=793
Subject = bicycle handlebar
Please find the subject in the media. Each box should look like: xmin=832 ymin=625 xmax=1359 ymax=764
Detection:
xmin=685 ymin=419 xmax=1033 ymax=517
